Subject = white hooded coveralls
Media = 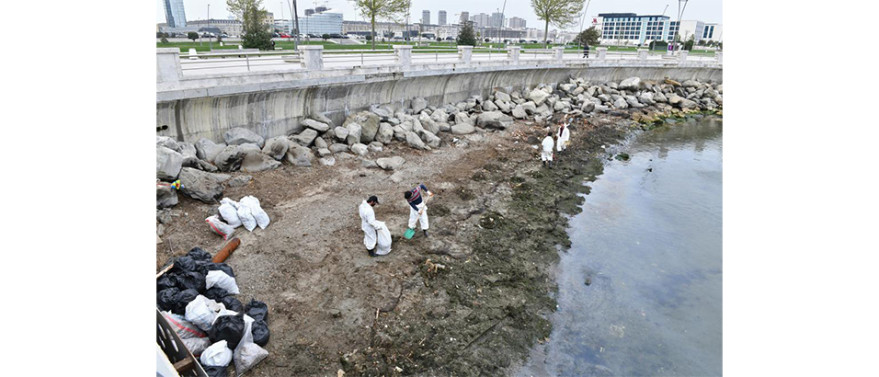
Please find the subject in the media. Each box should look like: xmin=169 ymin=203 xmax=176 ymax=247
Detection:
xmin=541 ymin=136 xmax=555 ymax=161
xmin=557 ymin=125 xmax=570 ymax=152
xmin=359 ymin=200 xmax=382 ymax=250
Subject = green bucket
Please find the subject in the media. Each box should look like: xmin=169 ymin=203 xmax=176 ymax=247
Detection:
xmin=403 ymin=228 xmax=416 ymax=239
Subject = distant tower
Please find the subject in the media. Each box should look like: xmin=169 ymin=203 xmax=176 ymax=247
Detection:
xmin=163 ymin=0 xmax=187 ymax=28
xmin=305 ymin=9 xmax=315 ymax=16
xmin=422 ymin=10 xmax=430 ymax=25
xmin=460 ymin=11 xmax=469 ymax=24
xmin=438 ymin=10 xmax=447 ymax=26
xmin=315 ymin=6 xmax=328 ymax=13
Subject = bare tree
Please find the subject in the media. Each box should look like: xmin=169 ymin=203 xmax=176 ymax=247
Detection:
xmin=353 ymin=0 xmax=410 ymax=50
xmin=531 ymin=0 xmax=584 ymax=48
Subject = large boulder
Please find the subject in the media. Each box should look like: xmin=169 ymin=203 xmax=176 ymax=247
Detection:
xmin=369 ymin=104 xmax=393 ymax=119
xmin=310 ymin=112 xmax=334 ymax=126
xmin=319 ymin=156 xmax=336 ymax=166
xmin=581 ymin=102 xmax=595 ymax=113
xmin=654 ymin=91 xmax=669 ymax=103
xmin=179 ymin=167 xmax=228 ymax=203
xmin=261 ymin=136 xmax=289 ymax=161
xmin=213 ymin=145 xmax=245 ymax=172
xmin=286 ymin=145 xmax=314 ymax=167
xmin=156 ymin=184 xmax=178 ymax=208
xmin=430 ymin=109 xmax=449 ymax=123
xmin=291 ymin=128 xmax=319 ymax=147
xmin=406 ymin=131 xmax=428 ymax=150
xmin=223 ymin=127 xmax=264 ymax=148
xmin=329 ymin=143 xmax=349 ymax=154
xmin=483 ymin=100 xmax=499 ymax=111
xmin=512 ymin=105 xmax=528 ymax=119
xmin=667 ymin=93 xmax=684 ymax=105
xmin=619 ymin=77 xmax=641 ymax=91
xmin=376 ymin=123 xmax=394 ymax=144
xmin=625 ymin=95 xmax=645 ymax=108
xmin=350 ymin=143 xmax=369 ymax=156
xmin=392 ymin=125 xmax=408 ymax=141
xmin=495 ymin=99 xmax=511 ymax=113
xmin=411 ymin=97 xmax=428 ymax=114
xmin=157 ymin=146 xmax=184 ymax=181
xmin=181 ymin=156 xmax=218 ymax=172
xmin=314 ymin=137 xmax=328 ymax=149
xmin=195 ymin=138 xmax=226 ymax=162
xmin=521 ymin=101 xmax=538 ymax=114
xmin=682 ymin=79 xmax=702 ymax=88
xmin=333 ymin=126 xmax=349 ymax=142
xmin=451 ymin=123 xmax=476 ymax=135
xmin=301 ymin=119 xmax=330 ymax=132
xmin=454 ymin=112 xmax=475 ymax=126
xmin=613 ymin=97 xmax=629 ymax=109
xmin=376 ymin=156 xmax=405 ymax=171
xmin=156 ymin=136 xmax=180 ymax=152
xmin=418 ymin=113 xmax=440 ymax=135
xmin=344 ymin=112 xmax=380 ymax=143
xmin=346 ymin=123 xmax=362 ymax=146
xmin=476 ymin=111 xmax=513 ymax=130
xmin=527 ymin=88 xmax=550 ymax=106
xmin=553 ymin=100 xmax=571 ymax=112
xmin=178 ymin=142 xmax=197 ymax=158
xmin=494 ymin=91 xmax=511 ymax=102
xmin=237 ymin=143 xmax=261 ymax=156
xmin=638 ymin=92 xmax=656 ymax=105
xmin=678 ymin=98 xmax=699 ymax=110
xmin=241 ymin=152 xmax=282 ymax=172
xmin=421 ymin=130 xmax=441 ymax=148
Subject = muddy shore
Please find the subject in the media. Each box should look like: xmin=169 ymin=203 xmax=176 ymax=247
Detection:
xmin=157 ymin=109 xmax=718 ymax=376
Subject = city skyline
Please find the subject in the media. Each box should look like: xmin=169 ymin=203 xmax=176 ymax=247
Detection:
xmin=157 ymin=0 xmax=721 ymax=31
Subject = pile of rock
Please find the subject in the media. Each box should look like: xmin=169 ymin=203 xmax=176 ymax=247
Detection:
xmin=157 ymin=76 xmax=721 ymax=209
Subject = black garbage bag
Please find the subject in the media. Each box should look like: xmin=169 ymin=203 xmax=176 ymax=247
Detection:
xmin=157 ymin=287 xmax=180 ymax=311
xmin=203 ymin=365 xmax=228 ymax=377
xmin=187 ymin=247 xmax=213 ymax=262
xmin=172 ymin=288 xmax=200 ymax=314
xmin=220 ymin=296 xmax=244 ymax=313
xmin=206 ymin=262 xmax=235 ymax=278
xmin=173 ymin=271 xmax=206 ymax=293
xmin=245 ymin=299 xmax=269 ymax=323
xmin=171 ymin=256 xmax=198 ymax=273
xmin=251 ymin=319 xmax=270 ymax=347
xmin=204 ymin=287 xmax=229 ymax=302
xmin=209 ymin=314 xmax=245 ymax=350
xmin=157 ymin=273 xmax=177 ymax=291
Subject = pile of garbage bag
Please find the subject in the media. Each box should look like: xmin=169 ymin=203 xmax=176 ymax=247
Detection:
xmin=158 ymin=247 xmax=271 ymax=376
xmin=207 ymin=196 xmax=271 ymax=240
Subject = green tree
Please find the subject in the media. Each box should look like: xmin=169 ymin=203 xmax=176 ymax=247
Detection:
xmin=228 ymin=0 xmax=272 ymax=50
xmin=322 ymin=33 xmax=330 ymax=40
xmin=531 ymin=0 xmax=584 ymax=48
xmin=353 ymin=0 xmax=410 ymax=50
xmin=573 ymin=26 xmax=599 ymax=47
xmin=187 ymin=32 xmax=199 ymax=42
xmin=683 ymin=35 xmax=695 ymax=51
xmin=457 ymin=21 xmax=477 ymax=46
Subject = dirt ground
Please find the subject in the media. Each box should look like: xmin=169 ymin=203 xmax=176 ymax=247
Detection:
xmin=157 ymin=112 xmax=638 ymax=376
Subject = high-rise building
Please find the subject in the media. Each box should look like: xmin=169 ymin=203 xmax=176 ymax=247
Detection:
xmin=490 ymin=12 xmax=504 ymax=28
xmin=508 ymin=17 xmax=526 ymax=29
xmin=305 ymin=9 xmax=315 ymax=16
xmin=163 ymin=0 xmax=187 ymax=28
xmin=460 ymin=12 xmax=469 ymax=24
xmin=470 ymin=13 xmax=490 ymax=28
xmin=438 ymin=10 xmax=447 ymax=26
xmin=298 ymin=8 xmax=343 ymax=35
xmin=422 ymin=10 xmax=430 ymax=25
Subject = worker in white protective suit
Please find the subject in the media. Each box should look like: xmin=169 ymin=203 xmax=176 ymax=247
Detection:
xmin=359 ymin=195 xmax=391 ymax=256
xmin=541 ymin=131 xmax=555 ymax=168
xmin=556 ymin=116 xmax=571 ymax=153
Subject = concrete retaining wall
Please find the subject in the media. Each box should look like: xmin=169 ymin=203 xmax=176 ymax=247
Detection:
xmin=157 ymin=65 xmax=722 ymax=142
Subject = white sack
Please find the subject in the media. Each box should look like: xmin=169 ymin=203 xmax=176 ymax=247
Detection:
xmin=218 ymin=203 xmax=242 ymax=228
xmin=375 ymin=221 xmax=392 ymax=255
xmin=185 ymin=295 xmax=225 ymax=332
xmin=239 ymin=195 xmax=270 ymax=229
xmin=237 ymin=205 xmax=257 ymax=232
xmin=200 ymin=340 xmax=233 ymax=367
xmin=205 ymin=215 xmax=235 ymax=240
xmin=205 ymin=270 xmax=240 ymax=295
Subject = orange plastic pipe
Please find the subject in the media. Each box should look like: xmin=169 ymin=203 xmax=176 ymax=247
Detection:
xmin=212 ymin=238 xmax=241 ymax=263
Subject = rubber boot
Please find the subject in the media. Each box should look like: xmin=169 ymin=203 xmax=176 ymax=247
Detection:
xmin=423 ymin=230 xmax=429 ymax=238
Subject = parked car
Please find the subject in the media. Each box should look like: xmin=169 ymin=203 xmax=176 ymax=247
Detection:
xmin=445 ymin=36 xmax=455 ymax=41
xmin=530 ymin=40 xmax=538 ymax=44
xmin=329 ymin=33 xmax=344 ymax=39
xmin=519 ymin=39 xmax=526 ymax=43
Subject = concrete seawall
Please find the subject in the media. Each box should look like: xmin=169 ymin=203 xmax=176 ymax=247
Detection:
xmin=157 ymin=65 xmax=722 ymax=142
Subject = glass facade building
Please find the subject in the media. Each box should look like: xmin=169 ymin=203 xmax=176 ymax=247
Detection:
xmin=163 ymin=0 xmax=187 ymax=28
xmin=299 ymin=10 xmax=343 ymax=35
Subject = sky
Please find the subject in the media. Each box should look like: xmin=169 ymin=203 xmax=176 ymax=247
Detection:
xmin=158 ymin=0 xmax=722 ymax=31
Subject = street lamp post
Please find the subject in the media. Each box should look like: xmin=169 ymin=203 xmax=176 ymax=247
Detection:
xmin=675 ymin=0 xmax=689 ymax=55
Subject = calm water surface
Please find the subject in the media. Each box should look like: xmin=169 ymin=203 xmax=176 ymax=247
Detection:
xmin=518 ymin=117 xmax=722 ymax=376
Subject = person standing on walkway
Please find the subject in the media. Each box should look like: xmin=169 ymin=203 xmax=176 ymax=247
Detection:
xmin=582 ymin=43 xmax=590 ymax=58
xmin=404 ymin=183 xmax=433 ymax=238
xmin=359 ymin=195 xmax=387 ymax=257
xmin=541 ymin=131 xmax=555 ymax=168
xmin=557 ymin=116 xmax=571 ymax=153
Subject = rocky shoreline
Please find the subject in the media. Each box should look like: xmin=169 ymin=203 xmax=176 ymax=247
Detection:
xmin=156 ymin=75 xmax=722 ymax=376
